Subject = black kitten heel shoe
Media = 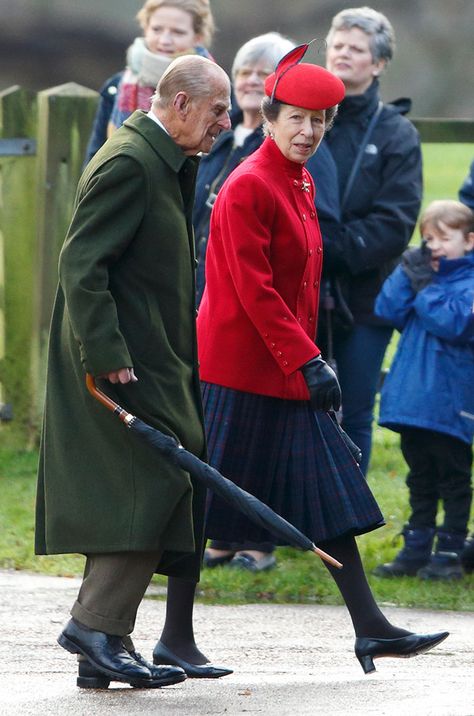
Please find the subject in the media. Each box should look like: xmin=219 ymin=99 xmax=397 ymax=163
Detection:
xmin=355 ymin=631 xmax=449 ymax=674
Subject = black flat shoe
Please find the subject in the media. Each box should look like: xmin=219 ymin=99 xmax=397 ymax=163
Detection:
xmin=229 ymin=553 xmax=276 ymax=572
xmin=77 ymin=651 xmax=186 ymax=689
xmin=58 ymin=619 xmax=153 ymax=687
xmin=153 ymin=641 xmax=233 ymax=679
xmin=355 ymin=631 xmax=449 ymax=674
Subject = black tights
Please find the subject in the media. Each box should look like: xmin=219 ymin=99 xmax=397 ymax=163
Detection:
xmin=158 ymin=535 xmax=409 ymax=663
xmin=319 ymin=534 xmax=409 ymax=639
xmin=159 ymin=576 xmax=209 ymax=664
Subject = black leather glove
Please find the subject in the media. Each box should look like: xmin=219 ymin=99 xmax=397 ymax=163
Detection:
xmin=301 ymin=356 xmax=342 ymax=413
xmin=401 ymin=245 xmax=432 ymax=293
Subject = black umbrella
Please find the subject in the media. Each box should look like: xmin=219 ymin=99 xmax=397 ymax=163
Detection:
xmin=86 ymin=375 xmax=342 ymax=569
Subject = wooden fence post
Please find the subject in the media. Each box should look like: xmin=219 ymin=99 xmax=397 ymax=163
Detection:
xmin=0 ymin=86 xmax=38 ymax=445
xmin=33 ymin=82 xmax=98 ymax=429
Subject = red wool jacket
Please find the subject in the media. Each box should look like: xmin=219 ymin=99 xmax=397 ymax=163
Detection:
xmin=197 ymin=136 xmax=323 ymax=400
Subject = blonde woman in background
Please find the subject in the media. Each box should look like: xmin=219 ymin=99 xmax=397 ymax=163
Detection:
xmin=108 ymin=0 xmax=215 ymax=135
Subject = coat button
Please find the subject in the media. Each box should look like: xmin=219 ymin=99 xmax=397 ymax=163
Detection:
xmin=314 ymin=280 xmax=319 ymax=288
xmin=277 ymin=351 xmax=282 ymax=357
xmin=303 ymin=281 xmax=307 ymax=288
xmin=293 ymin=179 xmax=298 ymax=186
xmin=309 ymin=316 xmax=313 ymax=322
xmin=298 ymin=317 xmax=302 ymax=323
xmin=309 ymin=249 xmax=313 ymax=256
xmin=317 ymin=246 xmax=322 ymax=254
xmin=271 ymin=342 xmax=276 ymax=348
xmin=310 ymin=211 xmax=316 ymax=218
xmin=302 ymin=213 xmax=306 ymax=221
xmin=283 ymin=360 xmax=288 ymax=367
xmin=264 ymin=332 xmax=269 ymax=338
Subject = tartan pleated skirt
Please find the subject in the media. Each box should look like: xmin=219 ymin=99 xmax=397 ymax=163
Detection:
xmin=201 ymin=382 xmax=385 ymax=546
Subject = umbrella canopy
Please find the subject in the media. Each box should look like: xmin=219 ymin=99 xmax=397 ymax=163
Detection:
xmin=86 ymin=375 xmax=342 ymax=569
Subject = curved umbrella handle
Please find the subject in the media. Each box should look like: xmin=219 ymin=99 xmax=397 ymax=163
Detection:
xmin=85 ymin=373 xmax=135 ymax=425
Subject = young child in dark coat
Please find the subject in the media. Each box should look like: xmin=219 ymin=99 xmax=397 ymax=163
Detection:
xmin=373 ymin=200 xmax=474 ymax=580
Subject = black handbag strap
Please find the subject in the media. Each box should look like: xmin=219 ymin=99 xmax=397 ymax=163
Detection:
xmin=321 ymin=100 xmax=383 ymax=361
xmin=340 ymin=100 xmax=383 ymax=210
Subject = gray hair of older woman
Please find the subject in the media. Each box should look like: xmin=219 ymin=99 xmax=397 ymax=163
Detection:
xmin=326 ymin=6 xmax=395 ymax=64
xmin=231 ymin=32 xmax=295 ymax=81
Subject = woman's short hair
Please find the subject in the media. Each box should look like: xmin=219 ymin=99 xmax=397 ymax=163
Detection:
xmin=420 ymin=200 xmax=474 ymax=236
xmin=231 ymin=32 xmax=295 ymax=81
xmin=326 ymin=6 xmax=395 ymax=64
xmin=261 ymin=97 xmax=338 ymax=134
xmin=136 ymin=0 xmax=215 ymax=47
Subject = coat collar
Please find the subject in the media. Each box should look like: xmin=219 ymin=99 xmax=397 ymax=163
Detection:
xmin=436 ymin=251 xmax=474 ymax=280
xmin=258 ymin=135 xmax=306 ymax=179
xmin=337 ymin=79 xmax=380 ymax=123
xmin=124 ymin=110 xmax=191 ymax=173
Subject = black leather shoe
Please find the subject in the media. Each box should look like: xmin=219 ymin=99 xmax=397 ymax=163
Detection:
xmin=77 ymin=651 xmax=186 ymax=689
xmin=153 ymin=641 xmax=233 ymax=679
xmin=58 ymin=619 xmax=153 ymax=687
xmin=355 ymin=631 xmax=449 ymax=674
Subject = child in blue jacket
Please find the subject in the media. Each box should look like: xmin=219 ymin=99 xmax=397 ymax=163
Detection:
xmin=373 ymin=200 xmax=474 ymax=580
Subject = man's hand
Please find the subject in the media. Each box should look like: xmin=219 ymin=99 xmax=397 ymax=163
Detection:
xmin=100 ymin=368 xmax=138 ymax=384
xmin=301 ymin=356 xmax=341 ymax=412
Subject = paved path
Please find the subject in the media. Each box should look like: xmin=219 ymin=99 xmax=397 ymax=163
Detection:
xmin=0 ymin=570 xmax=473 ymax=715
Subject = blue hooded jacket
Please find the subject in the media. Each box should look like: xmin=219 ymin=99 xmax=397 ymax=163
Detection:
xmin=376 ymin=252 xmax=474 ymax=444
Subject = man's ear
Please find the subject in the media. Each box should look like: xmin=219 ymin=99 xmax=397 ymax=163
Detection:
xmin=173 ymin=91 xmax=191 ymax=118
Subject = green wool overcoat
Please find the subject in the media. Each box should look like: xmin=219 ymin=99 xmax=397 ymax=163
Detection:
xmin=35 ymin=111 xmax=206 ymax=581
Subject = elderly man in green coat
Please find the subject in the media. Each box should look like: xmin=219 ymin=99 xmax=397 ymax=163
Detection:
xmin=35 ymin=55 xmax=232 ymax=689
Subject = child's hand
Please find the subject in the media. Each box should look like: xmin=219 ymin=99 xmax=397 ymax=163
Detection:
xmin=401 ymin=246 xmax=432 ymax=293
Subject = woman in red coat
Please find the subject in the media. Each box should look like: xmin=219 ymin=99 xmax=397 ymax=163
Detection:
xmin=197 ymin=45 xmax=448 ymax=673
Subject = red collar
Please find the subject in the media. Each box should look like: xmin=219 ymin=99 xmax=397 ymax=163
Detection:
xmin=259 ymin=136 xmax=306 ymax=180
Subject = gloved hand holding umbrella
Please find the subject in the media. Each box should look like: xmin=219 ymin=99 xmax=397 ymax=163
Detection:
xmin=86 ymin=374 xmax=342 ymax=570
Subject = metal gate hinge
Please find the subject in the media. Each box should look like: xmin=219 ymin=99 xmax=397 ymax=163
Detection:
xmin=0 ymin=138 xmax=36 ymax=156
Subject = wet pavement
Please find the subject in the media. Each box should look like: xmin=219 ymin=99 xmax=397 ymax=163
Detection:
xmin=0 ymin=570 xmax=473 ymax=715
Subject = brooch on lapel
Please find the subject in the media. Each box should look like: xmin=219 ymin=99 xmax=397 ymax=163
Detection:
xmin=301 ymin=179 xmax=311 ymax=193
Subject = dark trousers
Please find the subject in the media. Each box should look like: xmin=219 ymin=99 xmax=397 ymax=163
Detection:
xmin=328 ymin=323 xmax=393 ymax=476
xmin=71 ymin=551 xmax=162 ymax=637
xmin=400 ymin=427 xmax=473 ymax=535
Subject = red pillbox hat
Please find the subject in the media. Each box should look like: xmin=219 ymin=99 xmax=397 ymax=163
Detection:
xmin=264 ymin=42 xmax=345 ymax=110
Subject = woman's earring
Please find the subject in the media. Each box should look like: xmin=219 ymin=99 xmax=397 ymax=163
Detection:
xmin=270 ymin=132 xmax=274 ymax=139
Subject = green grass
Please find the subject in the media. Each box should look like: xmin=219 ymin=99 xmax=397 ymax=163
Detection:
xmin=1 ymin=430 xmax=472 ymax=611
xmin=0 ymin=142 xmax=472 ymax=609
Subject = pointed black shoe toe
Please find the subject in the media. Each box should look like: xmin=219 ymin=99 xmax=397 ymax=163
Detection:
xmin=77 ymin=652 xmax=186 ymax=689
xmin=153 ymin=641 xmax=233 ymax=679
xmin=355 ymin=631 xmax=449 ymax=674
xmin=58 ymin=619 xmax=153 ymax=687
